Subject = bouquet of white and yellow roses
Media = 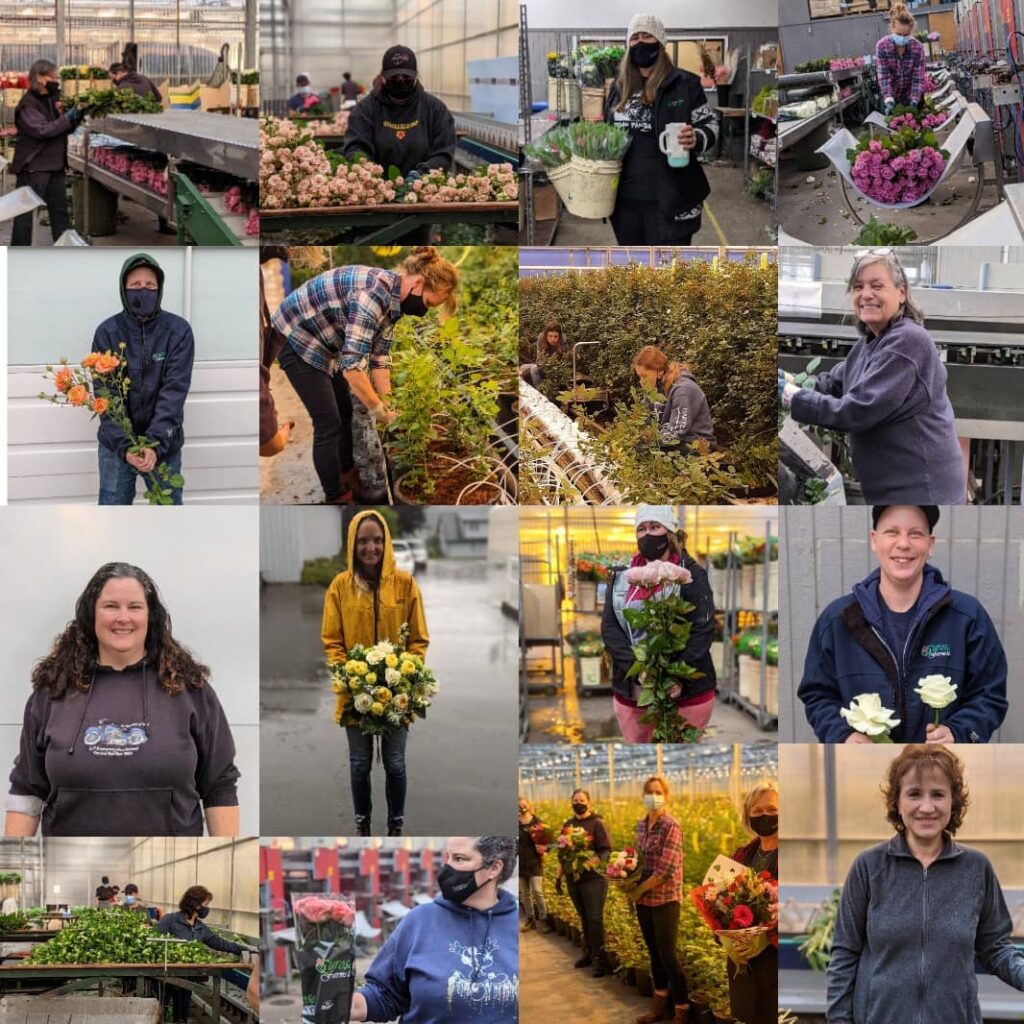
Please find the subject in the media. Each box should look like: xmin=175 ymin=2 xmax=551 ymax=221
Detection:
xmin=330 ymin=628 xmax=438 ymax=737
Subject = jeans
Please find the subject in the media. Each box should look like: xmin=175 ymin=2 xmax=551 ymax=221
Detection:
xmin=278 ymin=344 xmax=354 ymax=501
xmin=566 ymin=874 xmax=608 ymax=963
xmin=345 ymin=726 xmax=407 ymax=830
xmin=637 ymin=901 xmax=689 ymax=1006
xmin=519 ymin=874 xmax=547 ymax=922
xmin=610 ymin=199 xmax=700 ymax=246
xmin=12 ymin=169 xmax=70 ymax=245
xmin=98 ymin=446 xmax=182 ymax=505
xmin=727 ymin=943 xmax=777 ymax=1024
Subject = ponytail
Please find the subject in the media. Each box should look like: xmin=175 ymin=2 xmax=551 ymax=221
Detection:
xmin=400 ymin=245 xmax=460 ymax=316
xmin=634 ymin=344 xmax=685 ymax=394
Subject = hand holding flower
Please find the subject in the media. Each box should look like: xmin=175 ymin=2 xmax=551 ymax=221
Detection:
xmin=925 ymin=723 xmax=955 ymax=744
xmin=839 ymin=692 xmax=900 ymax=742
xmin=915 ymin=674 xmax=957 ymax=727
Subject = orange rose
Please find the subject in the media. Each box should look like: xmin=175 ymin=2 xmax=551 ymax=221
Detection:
xmin=67 ymin=385 xmax=88 ymax=407
xmin=81 ymin=353 xmax=101 ymax=369
xmin=54 ymin=367 xmax=74 ymax=393
xmin=94 ymin=354 xmax=120 ymax=374
xmin=91 ymin=398 xmax=109 ymax=415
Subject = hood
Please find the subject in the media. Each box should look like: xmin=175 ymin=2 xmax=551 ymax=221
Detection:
xmin=433 ymin=888 xmax=518 ymax=918
xmin=851 ymin=563 xmax=951 ymax=631
xmin=346 ymin=509 xmax=396 ymax=585
xmin=119 ymin=253 xmax=165 ymax=321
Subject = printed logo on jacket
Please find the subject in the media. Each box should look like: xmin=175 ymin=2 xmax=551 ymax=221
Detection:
xmin=83 ymin=719 xmax=150 ymax=757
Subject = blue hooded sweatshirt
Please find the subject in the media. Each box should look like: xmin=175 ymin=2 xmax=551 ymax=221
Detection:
xmin=359 ymin=890 xmax=518 ymax=1024
xmin=92 ymin=253 xmax=195 ymax=461
xmin=797 ymin=565 xmax=1007 ymax=743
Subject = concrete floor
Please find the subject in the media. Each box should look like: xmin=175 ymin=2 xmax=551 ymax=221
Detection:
xmin=776 ymin=121 xmax=1003 ymax=245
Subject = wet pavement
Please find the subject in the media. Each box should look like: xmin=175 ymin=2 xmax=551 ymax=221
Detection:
xmin=260 ymin=560 xmax=519 ymax=835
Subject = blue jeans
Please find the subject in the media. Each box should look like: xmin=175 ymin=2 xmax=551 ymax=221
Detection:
xmin=98 ymin=445 xmax=183 ymax=505
xmin=344 ymin=726 xmax=407 ymax=830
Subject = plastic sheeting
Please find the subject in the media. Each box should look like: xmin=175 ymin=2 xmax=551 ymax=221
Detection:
xmin=0 ymin=187 xmax=45 ymax=223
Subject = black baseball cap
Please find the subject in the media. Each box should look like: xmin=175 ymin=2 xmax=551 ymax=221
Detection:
xmin=871 ymin=505 xmax=940 ymax=533
xmin=381 ymin=45 xmax=417 ymax=77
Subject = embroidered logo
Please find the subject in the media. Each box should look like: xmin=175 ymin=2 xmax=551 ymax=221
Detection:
xmin=383 ymin=118 xmax=419 ymax=141
xmin=84 ymin=719 xmax=150 ymax=758
xmin=152 ymin=351 xmax=167 ymax=361
xmin=921 ymin=643 xmax=951 ymax=659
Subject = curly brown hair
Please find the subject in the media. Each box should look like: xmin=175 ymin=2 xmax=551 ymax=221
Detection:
xmin=179 ymin=885 xmax=213 ymax=917
xmin=882 ymin=745 xmax=969 ymax=835
xmin=31 ymin=562 xmax=209 ymax=699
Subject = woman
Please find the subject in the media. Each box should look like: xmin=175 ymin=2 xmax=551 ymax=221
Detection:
xmin=5 ymin=563 xmax=240 ymax=837
xmin=554 ymin=789 xmax=612 ymax=976
xmin=351 ymin=836 xmax=518 ymax=1023
xmin=602 ymin=505 xmax=716 ymax=743
xmin=629 ymin=776 xmax=689 ymax=1024
xmin=875 ymin=3 xmax=927 ymax=114
xmin=828 ymin=746 xmax=1024 ymax=1023
xmin=520 ymin=321 xmax=568 ymax=389
xmin=270 ymin=246 xmax=459 ymax=504
xmin=157 ymin=885 xmax=245 ymax=1023
xmin=518 ymin=797 xmax=553 ymax=933
xmin=605 ymin=15 xmax=717 ymax=245
xmin=322 ymin=511 xmax=429 ymax=836
xmin=727 ymin=782 xmax=778 ymax=1024
xmin=634 ymin=345 xmax=716 ymax=452
xmin=780 ymin=250 xmax=964 ymax=503
xmin=96 ymin=876 xmax=114 ymax=909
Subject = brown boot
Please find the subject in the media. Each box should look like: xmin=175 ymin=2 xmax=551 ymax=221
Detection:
xmin=635 ymin=992 xmax=669 ymax=1024
xmin=671 ymin=1005 xmax=689 ymax=1024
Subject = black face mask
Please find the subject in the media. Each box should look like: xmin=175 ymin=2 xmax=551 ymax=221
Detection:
xmin=629 ymin=41 xmax=661 ymax=69
xmin=638 ymin=533 xmax=670 ymax=561
xmin=571 ymin=802 xmax=588 ymax=815
xmin=45 ymin=81 xmax=61 ymax=97
xmin=384 ymin=77 xmax=416 ymax=101
xmin=438 ymin=864 xmax=484 ymax=904
xmin=750 ymin=814 xmax=778 ymax=837
xmin=400 ymin=290 xmax=429 ymax=317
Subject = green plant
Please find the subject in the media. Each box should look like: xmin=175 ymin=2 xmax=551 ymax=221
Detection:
xmin=853 ymin=215 xmax=919 ymax=244
xmin=65 ymin=86 xmax=161 ymax=117
xmin=746 ymin=168 xmax=774 ymax=200
xmin=0 ymin=912 xmax=29 ymax=932
xmin=804 ymin=477 xmax=829 ymax=504
xmin=300 ymin=554 xmax=346 ymax=586
xmin=798 ymin=890 xmax=840 ymax=971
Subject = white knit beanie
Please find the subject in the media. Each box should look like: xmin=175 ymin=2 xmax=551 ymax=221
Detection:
xmin=635 ymin=504 xmax=678 ymax=534
xmin=626 ymin=14 xmax=668 ymax=47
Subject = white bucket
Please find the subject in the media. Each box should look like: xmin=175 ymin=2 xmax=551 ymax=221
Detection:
xmin=547 ymin=161 xmax=574 ymax=206
xmin=564 ymin=155 xmax=621 ymax=219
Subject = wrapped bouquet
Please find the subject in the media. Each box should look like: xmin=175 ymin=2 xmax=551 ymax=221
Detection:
xmin=292 ymin=894 xmax=356 ymax=1024
xmin=556 ymin=825 xmax=600 ymax=880
xmin=605 ymin=847 xmax=644 ymax=895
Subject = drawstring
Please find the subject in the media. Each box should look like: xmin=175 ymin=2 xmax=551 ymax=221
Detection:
xmin=470 ymin=908 xmax=494 ymax=983
xmin=68 ymin=661 xmax=148 ymax=755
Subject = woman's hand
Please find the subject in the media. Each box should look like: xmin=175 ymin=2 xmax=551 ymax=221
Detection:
xmin=676 ymin=123 xmax=697 ymax=151
xmin=925 ymin=723 xmax=955 ymax=744
xmin=350 ymin=992 xmax=368 ymax=1022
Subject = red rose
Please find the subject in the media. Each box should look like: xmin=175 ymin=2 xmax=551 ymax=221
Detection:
xmin=729 ymin=905 xmax=754 ymax=928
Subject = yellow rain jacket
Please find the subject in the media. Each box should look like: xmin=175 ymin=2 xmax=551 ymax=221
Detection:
xmin=322 ymin=510 xmax=429 ymax=724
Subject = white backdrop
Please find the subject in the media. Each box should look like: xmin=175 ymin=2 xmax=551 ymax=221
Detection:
xmin=0 ymin=505 xmax=259 ymax=835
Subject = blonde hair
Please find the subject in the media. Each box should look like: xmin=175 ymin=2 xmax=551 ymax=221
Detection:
xmin=890 ymin=2 xmax=915 ymax=31
xmin=400 ymin=245 xmax=460 ymax=316
xmin=634 ymin=345 xmax=685 ymax=393
xmin=289 ymin=246 xmax=331 ymax=271
xmin=643 ymin=775 xmax=671 ymax=799
xmin=614 ymin=45 xmax=676 ymax=111
xmin=742 ymin=781 xmax=778 ymax=833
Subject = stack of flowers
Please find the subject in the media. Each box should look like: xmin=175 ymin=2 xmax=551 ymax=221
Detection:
xmin=829 ymin=56 xmax=864 ymax=70
xmin=887 ymin=106 xmax=950 ymax=132
xmin=400 ymin=163 xmax=518 ymax=204
xmin=92 ymin=146 xmax=169 ymax=195
xmin=923 ymin=73 xmax=939 ymax=94
xmin=528 ymin=822 xmax=555 ymax=855
xmin=292 ymin=894 xmax=356 ymax=950
xmin=847 ymin=126 xmax=948 ymax=205
xmin=0 ymin=72 xmax=28 ymax=89
xmin=311 ymin=110 xmax=350 ymax=135
xmin=224 ymin=185 xmax=260 ymax=235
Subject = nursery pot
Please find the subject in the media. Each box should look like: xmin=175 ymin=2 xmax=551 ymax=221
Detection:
xmin=393 ymin=460 xmax=516 ymax=506
xmin=635 ymin=972 xmax=653 ymax=997
xmin=564 ymin=155 xmax=620 ymax=219
xmin=581 ymin=86 xmax=605 ymax=122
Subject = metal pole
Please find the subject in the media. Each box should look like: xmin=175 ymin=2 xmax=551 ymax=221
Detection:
xmin=244 ymin=0 xmax=257 ymax=73
xmin=824 ymin=745 xmax=839 ymax=885
xmin=129 ymin=0 xmax=135 ymax=43
xmin=56 ymin=0 xmax=66 ymax=69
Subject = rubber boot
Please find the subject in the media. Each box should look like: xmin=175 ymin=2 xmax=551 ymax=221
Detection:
xmin=635 ymin=992 xmax=669 ymax=1024
xmin=671 ymin=1005 xmax=690 ymax=1024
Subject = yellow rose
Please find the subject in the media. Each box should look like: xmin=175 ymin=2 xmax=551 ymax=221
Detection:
xmin=331 ymin=679 xmax=345 ymax=694
xmin=375 ymin=688 xmax=392 ymax=703
xmin=401 ymin=662 xmax=416 ymax=676
xmin=365 ymin=672 xmax=377 ymax=685
xmin=352 ymin=662 xmax=367 ymax=676
xmin=348 ymin=679 xmax=360 ymax=692
xmin=385 ymin=654 xmax=399 ymax=668
xmin=370 ymin=702 xmax=385 ymax=716
xmin=345 ymin=661 xmax=360 ymax=675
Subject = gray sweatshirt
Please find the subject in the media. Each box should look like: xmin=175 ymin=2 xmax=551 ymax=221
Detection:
xmin=828 ymin=833 xmax=1024 ymax=1024
xmin=656 ymin=373 xmax=716 ymax=450
xmin=790 ymin=316 xmax=963 ymax=503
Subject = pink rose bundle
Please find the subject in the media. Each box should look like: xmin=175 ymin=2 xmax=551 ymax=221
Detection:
xmin=847 ymin=125 xmax=948 ymax=205
xmin=624 ymin=560 xmax=693 ymax=589
xmin=887 ymin=111 xmax=949 ymax=132
xmin=292 ymin=893 xmax=356 ymax=954
xmin=829 ymin=56 xmax=864 ymax=70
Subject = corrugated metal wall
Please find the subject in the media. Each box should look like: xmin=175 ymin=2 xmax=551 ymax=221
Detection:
xmin=780 ymin=506 xmax=1024 ymax=742
xmin=259 ymin=506 xmax=345 ymax=583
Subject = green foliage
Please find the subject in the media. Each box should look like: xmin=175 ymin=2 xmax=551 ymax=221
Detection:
xmin=300 ymin=554 xmax=346 ymax=586
xmin=798 ymin=890 xmax=840 ymax=971
xmin=65 ymin=87 xmax=162 ymax=117
xmin=524 ymin=122 xmax=630 ymax=168
xmin=853 ymin=215 xmax=918 ymax=245
xmin=0 ymin=872 xmax=22 ymax=884
xmin=0 ymin=912 xmax=29 ymax=932
xmin=746 ymin=168 xmax=775 ymax=200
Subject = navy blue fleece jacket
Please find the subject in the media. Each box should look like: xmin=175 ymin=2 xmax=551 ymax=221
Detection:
xmin=359 ymin=890 xmax=518 ymax=1023
xmin=789 ymin=316 xmax=963 ymax=503
xmin=798 ymin=565 xmax=1007 ymax=743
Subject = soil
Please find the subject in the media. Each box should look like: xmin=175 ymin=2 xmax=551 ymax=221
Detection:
xmin=397 ymin=452 xmax=512 ymax=505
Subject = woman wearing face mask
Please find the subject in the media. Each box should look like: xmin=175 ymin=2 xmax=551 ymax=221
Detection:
xmin=829 ymin=747 xmax=1024 ymax=1024
xmin=634 ymin=345 xmax=715 ymax=453
xmin=350 ymin=836 xmax=518 ymax=1023
xmin=875 ymin=3 xmax=927 ymax=114
xmin=779 ymin=250 xmax=963 ymax=504
xmin=629 ymin=776 xmax=689 ymax=1024
xmin=518 ymin=797 xmax=554 ymax=933
xmin=726 ymin=783 xmax=779 ymax=1024
xmin=604 ymin=15 xmax=718 ymax=245
xmin=520 ymin=320 xmax=569 ymax=389
xmin=270 ymin=246 xmax=459 ymax=504
xmin=554 ymin=790 xmax=613 ymax=976
xmin=322 ymin=511 xmax=429 ymax=837
xmin=5 ymin=562 xmax=240 ymax=838
xmin=602 ymin=506 xmax=717 ymax=743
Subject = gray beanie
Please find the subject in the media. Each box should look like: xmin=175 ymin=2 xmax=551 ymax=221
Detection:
xmin=626 ymin=14 xmax=668 ymax=47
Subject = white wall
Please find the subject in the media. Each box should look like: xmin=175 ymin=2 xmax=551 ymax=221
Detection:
xmin=522 ymin=0 xmax=778 ymax=29
xmin=260 ymin=506 xmax=344 ymax=583
xmin=43 ymin=837 xmax=133 ymax=908
xmin=0 ymin=506 xmax=260 ymax=836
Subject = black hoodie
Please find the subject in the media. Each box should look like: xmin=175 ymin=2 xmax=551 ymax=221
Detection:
xmin=12 ymin=87 xmax=75 ymax=174
xmin=8 ymin=661 xmax=239 ymax=836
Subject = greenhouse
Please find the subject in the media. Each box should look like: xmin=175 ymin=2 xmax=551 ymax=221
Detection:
xmin=0 ymin=0 xmax=259 ymax=245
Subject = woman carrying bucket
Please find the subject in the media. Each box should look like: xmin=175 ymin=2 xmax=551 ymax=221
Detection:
xmin=604 ymin=14 xmax=718 ymax=245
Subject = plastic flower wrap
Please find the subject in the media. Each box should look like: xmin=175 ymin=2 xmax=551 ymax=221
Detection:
xmin=690 ymin=867 xmax=778 ymax=971
xmin=292 ymin=894 xmax=356 ymax=1024
xmin=839 ymin=692 xmax=900 ymax=742
xmin=846 ymin=126 xmax=949 ymax=205
xmin=605 ymin=847 xmax=644 ymax=895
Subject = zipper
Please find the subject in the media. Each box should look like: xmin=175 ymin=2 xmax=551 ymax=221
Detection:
xmin=918 ymin=864 xmax=928 ymax=1024
xmin=372 ymin=585 xmax=379 ymax=645
xmin=870 ymin=625 xmax=906 ymax=730
xmin=140 ymin=322 xmax=148 ymax=434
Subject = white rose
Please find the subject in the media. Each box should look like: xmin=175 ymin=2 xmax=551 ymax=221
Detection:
xmin=839 ymin=692 xmax=901 ymax=737
xmin=385 ymin=668 xmax=401 ymax=687
xmin=376 ymin=641 xmax=395 ymax=655
xmin=914 ymin=675 xmax=957 ymax=710
xmin=365 ymin=649 xmax=384 ymax=665
xmin=353 ymin=693 xmax=373 ymax=714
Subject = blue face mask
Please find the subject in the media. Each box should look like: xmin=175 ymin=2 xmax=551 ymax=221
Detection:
xmin=891 ymin=33 xmax=912 ymax=45
xmin=126 ymin=287 xmax=159 ymax=318
xmin=197 ymin=906 xmax=210 ymax=919
xmin=124 ymin=896 xmax=135 ymax=905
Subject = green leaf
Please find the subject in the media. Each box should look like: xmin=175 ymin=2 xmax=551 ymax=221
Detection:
xmin=387 ymin=164 xmax=402 ymax=181
xmin=167 ymin=473 xmax=185 ymax=488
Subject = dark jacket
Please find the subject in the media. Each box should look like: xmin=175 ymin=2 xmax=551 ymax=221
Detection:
xmin=602 ymin=551 xmax=717 ymax=702
xmin=118 ymin=72 xmax=161 ymax=102
xmin=342 ymin=83 xmax=455 ymax=175
xmin=9 ymin=660 xmax=240 ymax=836
xmin=156 ymin=911 xmax=242 ymax=954
xmin=605 ymin=67 xmax=715 ymax=220
xmin=518 ymin=814 xmax=546 ymax=878
xmin=560 ymin=813 xmax=612 ymax=883
xmin=828 ymin=833 xmax=1024 ymax=1024
xmin=92 ymin=254 xmax=195 ymax=460
xmin=12 ymin=87 xmax=75 ymax=174
xmin=798 ymin=565 xmax=1007 ymax=743
xmin=656 ymin=372 xmax=716 ymax=450
xmin=789 ymin=316 xmax=963 ymax=503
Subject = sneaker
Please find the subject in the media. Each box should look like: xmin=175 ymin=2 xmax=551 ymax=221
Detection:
xmin=356 ymin=822 xmax=371 ymax=837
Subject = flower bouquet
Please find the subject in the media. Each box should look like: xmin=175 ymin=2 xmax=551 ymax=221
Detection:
xmin=528 ymin=822 xmax=555 ymax=856
xmin=690 ymin=861 xmax=777 ymax=972
xmin=292 ymin=893 xmax=356 ymax=1024
xmin=605 ymin=847 xmax=644 ymax=896
xmin=38 ymin=351 xmax=185 ymax=504
xmin=846 ymin=126 xmax=949 ymax=206
xmin=330 ymin=626 xmax=438 ymax=737
xmin=556 ymin=825 xmax=601 ymax=880
xmin=623 ymin=560 xmax=706 ymax=744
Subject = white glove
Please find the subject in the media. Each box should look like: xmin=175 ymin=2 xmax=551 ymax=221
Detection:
xmin=781 ymin=382 xmax=802 ymax=409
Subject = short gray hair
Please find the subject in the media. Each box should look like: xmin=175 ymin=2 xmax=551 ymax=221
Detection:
xmin=847 ymin=250 xmax=926 ymax=331
xmin=475 ymin=837 xmax=517 ymax=884
xmin=29 ymin=59 xmax=58 ymax=87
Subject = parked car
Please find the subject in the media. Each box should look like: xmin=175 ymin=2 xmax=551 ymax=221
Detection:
xmin=391 ymin=539 xmax=416 ymax=575
xmin=406 ymin=537 xmax=428 ymax=570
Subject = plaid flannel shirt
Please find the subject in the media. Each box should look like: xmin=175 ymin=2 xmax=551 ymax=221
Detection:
xmin=636 ymin=811 xmax=683 ymax=907
xmin=270 ymin=266 xmax=402 ymax=375
xmin=875 ymin=36 xmax=927 ymax=107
